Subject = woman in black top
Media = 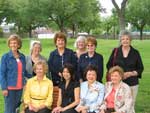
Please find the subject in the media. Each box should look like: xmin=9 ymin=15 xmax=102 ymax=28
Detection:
xmin=48 ymin=32 xmax=77 ymax=86
xmin=107 ymin=30 xmax=144 ymax=113
xmin=52 ymin=63 xmax=80 ymax=113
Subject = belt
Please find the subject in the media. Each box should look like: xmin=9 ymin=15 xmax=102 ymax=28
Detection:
xmin=105 ymin=108 xmax=115 ymax=113
xmin=31 ymin=97 xmax=46 ymax=100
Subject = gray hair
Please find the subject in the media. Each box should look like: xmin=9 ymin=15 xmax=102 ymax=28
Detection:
xmin=119 ymin=30 xmax=132 ymax=40
xmin=74 ymin=36 xmax=87 ymax=48
xmin=30 ymin=40 xmax=42 ymax=53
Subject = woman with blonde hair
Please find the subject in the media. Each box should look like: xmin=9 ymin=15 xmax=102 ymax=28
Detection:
xmin=24 ymin=60 xmax=53 ymax=113
xmin=99 ymin=66 xmax=133 ymax=113
xmin=0 ymin=34 xmax=30 ymax=113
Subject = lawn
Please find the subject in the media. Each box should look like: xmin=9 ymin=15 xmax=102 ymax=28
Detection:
xmin=0 ymin=38 xmax=150 ymax=113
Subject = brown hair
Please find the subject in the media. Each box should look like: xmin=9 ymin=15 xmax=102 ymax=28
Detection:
xmin=108 ymin=66 xmax=124 ymax=79
xmin=33 ymin=60 xmax=48 ymax=74
xmin=7 ymin=34 xmax=22 ymax=49
xmin=86 ymin=36 xmax=97 ymax=47
xmin=54 ymin=32 xmax=67 ymax=46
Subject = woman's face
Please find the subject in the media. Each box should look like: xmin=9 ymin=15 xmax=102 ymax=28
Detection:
xmin=9 ymin=40 xmax=19 ymax=51
xmin=62 ymin=68 xmax=71 ymax=81
xmin=111 ymin=71 xmax=122 ymax=84
xmin=87 ymin=42 xmax=96 ymax=53
xmin=77 ymin=40 xmax=86 ymax=50
xmin=86 ymin=70 xmax=97 ymax=84
xmin=121 ymin=35 xmax=131 ymax=47
xmin=35 ymin=64 xmax=44 ymax=77
xmin=32 ymin=43 xmax=41 ymax=55
xmin=56 ymin=38 xmax=65 ymax=49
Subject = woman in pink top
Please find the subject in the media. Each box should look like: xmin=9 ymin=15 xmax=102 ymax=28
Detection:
xmin=0 ymin=34 xmax=30 ymax=113
xmin=99 ymin=66 xmax=133 ymax=113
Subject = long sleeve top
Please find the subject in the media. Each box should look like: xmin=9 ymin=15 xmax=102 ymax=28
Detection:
xmin=0 ymin=50 xmax=31 ymax=90
xmin=77 ymin=81 xmax=104 ymax=112
xmin=26 ymin=54 xmax=47 ymax=77
xmin=23 ymin=76 xmax=53 ymax=109
xmin=107 ymin=46 xmax=144 ymax=86
xmin=100 ymin=81 xmax=133 ymax=113
xmin=48 ymin=48 xmax=77 ymax=86
xmin=78 ymin=52 xmax=103 ymax=82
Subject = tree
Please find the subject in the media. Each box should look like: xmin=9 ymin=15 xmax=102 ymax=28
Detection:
xmin=126 ymin=0 xmax=150 ymax=40
xmin=111 ymin=0 xmax=128 ymax=32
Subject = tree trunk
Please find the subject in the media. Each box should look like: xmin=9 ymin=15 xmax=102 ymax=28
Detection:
xmin=119 ymin=13 xmax=125 ymax=31
xmin=28 ymin=25 xmax=32 ymax=38
xmin=72 ymin=23 xmax=76 ymax=38
xmin=139 ymin=28 xmax=143 ymax=40
xmin=112 ymin=0 xmax=128 ymax=32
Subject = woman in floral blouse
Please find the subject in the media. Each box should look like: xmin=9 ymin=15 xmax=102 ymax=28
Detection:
xmin=76 ymin=65 xmax=104 ymax=113
xmin=99 ymin=66 xmax=133 ymax=113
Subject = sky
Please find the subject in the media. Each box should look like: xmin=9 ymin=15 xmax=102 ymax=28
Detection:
xmin=99 ymin=0 xmax=122 ymax=17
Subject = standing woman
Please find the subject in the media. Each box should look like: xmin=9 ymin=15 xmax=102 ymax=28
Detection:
xmin=52 ymin=63 xmax=80 ymax=113
xmin=26 ymin=40 xmax=47 ymax=77
xmin=106 ymin=30 xmax=144 ymax=113
xmin=78 ymin=36 xmax=103 ymax=83
xmin=74 ymin=35 xmax=87 ymax=60
xmin=48 ymin=32 xmax=77 ymax=86
xmin=0 ymin=34 xmax=30 ymax=113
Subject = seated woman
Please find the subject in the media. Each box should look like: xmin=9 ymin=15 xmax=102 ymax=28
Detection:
xmin=99 ymin=66 xmax=133 ymax=113
xmin=76 ymin=65 xmax=104 ymax=113
xmin=52 ymin=63 xmax=80 ymax=113
xmin=23 ymin=60 xmax=53 ymax=113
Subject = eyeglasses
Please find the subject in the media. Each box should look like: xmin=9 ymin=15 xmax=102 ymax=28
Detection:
xmin=87 ymin=44 xmax=95 ymax=47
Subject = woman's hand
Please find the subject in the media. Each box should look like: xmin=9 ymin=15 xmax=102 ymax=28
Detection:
xmin=75 ymin=106 xmax=88 ymax=112
xmin=99 ymin=109 xmax=105 ymax=113
xmin=2 ymin=90 xmax=8 ymax=96
xmin=29 ymin=104 xmax=39 ymax=112
xmin=52 ymin=106 xmax=62 ymax=113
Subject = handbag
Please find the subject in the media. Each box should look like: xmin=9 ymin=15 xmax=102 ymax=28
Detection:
xmin=106 ymin=48 xmax=118 ymax=81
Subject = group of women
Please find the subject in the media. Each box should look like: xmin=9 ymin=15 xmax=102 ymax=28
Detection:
xmin=0 ymin=30 xmax=144 ymax=113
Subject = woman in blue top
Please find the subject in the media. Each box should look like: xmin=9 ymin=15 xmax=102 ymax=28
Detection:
xmin=0 ymin=34 xmax=30 ymax=113
xmin=48 ymin=32 xmax=77 ymax=86
xmin=76 ymin=65 xmax=104 ymax=113
xmin=78 ymin=36 xmax=103 ymax=83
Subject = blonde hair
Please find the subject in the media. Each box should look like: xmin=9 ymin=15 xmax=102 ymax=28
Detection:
xmin=33 ymin=60 xmax=48 ymax=74
xmin=109 ymin=66 xmax=124 ymax=79
xmin=7 ymin=34 xmax=22 ymax=49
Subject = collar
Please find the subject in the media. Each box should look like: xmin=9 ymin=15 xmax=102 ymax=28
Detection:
xmin=8 ymin=50 xmax=23 ymax=58
xmin=33 ymin=75 xmax=47 ymax=81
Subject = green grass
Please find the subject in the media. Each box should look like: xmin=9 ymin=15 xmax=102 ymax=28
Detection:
xmin=0 ymin=38 xmax=150 ymax=113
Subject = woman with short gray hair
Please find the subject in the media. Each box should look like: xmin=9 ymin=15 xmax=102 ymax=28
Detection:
xmin=106 ymin=30 xmax=144 ymax=113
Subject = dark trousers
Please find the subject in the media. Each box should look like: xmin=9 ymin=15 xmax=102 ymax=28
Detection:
xmin=105 ymin=108 xmax=115 ymax=113
xmin=4 ymin=89 xmax=23 ymax=113
xmin=25 ymin=107 xmax=51 ymax=113
xmin=61 ymin=109 xmax=78 ymax=113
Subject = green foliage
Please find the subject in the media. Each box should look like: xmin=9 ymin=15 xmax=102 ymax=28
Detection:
xmin=126 ymin=0 xmax=150 ymax=39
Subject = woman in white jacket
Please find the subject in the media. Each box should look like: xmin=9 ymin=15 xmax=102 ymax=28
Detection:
xmin=99 ymin=66 xmax=133 ymax=113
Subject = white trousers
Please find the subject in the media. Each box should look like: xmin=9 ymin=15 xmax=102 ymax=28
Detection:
xmin=130 ymin=85 xmax=139 ymax=113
